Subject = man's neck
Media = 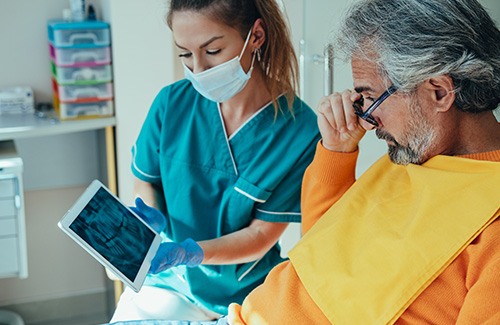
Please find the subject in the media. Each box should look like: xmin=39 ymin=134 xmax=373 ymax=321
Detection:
xmin=444 ymin=110 xmax=500 ymax=156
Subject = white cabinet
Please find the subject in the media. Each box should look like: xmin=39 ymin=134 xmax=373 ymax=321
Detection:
xmin=0 ymin=140 xmax=28 ymax=279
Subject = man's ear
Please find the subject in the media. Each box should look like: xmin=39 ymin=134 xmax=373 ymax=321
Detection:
xmin=424 ymin=75 xmax=456 ymax=112
xmin=250 ymin=18 xmax=266 ymax=50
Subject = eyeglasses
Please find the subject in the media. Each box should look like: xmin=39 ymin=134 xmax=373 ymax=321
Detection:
xmin=352 ymin=85 xmax=398 ymax=127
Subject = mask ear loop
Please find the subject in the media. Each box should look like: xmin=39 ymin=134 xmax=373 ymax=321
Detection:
xmin=238 ymin=28 xmax=257 ymax=75
xmin=242 ymin=48 xmax=258 ymax=77
xmin=238 ymin=29 xmax=254 ymax=60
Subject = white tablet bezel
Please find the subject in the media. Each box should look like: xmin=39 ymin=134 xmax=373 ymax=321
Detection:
xmin=58 ymin=179 xmax=161 ymax=292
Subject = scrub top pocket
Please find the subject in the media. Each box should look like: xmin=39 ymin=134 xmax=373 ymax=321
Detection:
xmin=224 ymin=177 xmax=272 ymax=230
xmin=233 ymin=177 xmax=271 ymax=205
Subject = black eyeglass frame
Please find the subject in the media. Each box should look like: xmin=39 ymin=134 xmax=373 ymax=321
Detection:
xmin=352 ymin=85 xmax=398 ymax=127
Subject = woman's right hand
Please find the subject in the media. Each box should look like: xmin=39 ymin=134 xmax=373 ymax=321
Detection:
xmin=316 ymin=90 xmax=367 ymax=153
xmin=131 ymin=197 xmax=167 ymax=234
xmin=149 ymin=238 xmax=204 ymax=274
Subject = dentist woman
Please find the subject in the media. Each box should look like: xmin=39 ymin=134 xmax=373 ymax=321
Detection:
xmin=110 ymin=0 xmax=320 ymax=322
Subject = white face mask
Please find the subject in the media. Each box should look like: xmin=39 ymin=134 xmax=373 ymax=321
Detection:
xmin=183 ymin=29 xmax=257 ymax=103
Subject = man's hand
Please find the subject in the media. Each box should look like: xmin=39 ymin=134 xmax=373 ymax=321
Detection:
xmin=316 ymin=90 xmax=368 ymax=152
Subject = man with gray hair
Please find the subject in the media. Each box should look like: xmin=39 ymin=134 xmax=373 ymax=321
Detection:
xmin=227 ymin=0 xmax=500 ymax=323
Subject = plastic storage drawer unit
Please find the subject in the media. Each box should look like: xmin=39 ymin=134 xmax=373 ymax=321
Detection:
xmin=48 ymin=19 xmax=114 ymax=120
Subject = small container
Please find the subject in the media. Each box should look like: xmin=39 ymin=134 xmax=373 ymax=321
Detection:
xmin=69 ymin=0 xmax=86 ymax=22
xmin=62 ymin=8 xmax=72 ymax=21
xmin=0 ymin=87 xmax=34 ymax=115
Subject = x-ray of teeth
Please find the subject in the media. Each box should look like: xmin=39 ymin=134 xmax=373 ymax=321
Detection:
xmin=69 ymin=188 xmax=155 ymax=281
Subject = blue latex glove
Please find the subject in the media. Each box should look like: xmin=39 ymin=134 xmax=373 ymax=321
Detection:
xmin=130 ymin=197 xmax=167 ymax=234
xmin=149 ymin=238 xmax=204 ymax=274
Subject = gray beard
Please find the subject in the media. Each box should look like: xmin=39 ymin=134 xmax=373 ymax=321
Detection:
xmin=376 ymin=101 xmax=436 ymax=165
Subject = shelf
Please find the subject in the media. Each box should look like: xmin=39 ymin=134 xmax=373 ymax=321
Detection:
xmin=0 ymin=114 xmax=116 ymax=141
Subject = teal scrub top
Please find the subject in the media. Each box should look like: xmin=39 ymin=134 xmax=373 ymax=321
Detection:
xmin=131 ymin=79 xmax=320 ymax=314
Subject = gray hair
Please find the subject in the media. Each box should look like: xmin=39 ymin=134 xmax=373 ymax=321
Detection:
xmin=336 ymin=0 xmax=500 ymax=113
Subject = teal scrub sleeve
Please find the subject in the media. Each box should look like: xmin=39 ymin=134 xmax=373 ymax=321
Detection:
xmin=131 ymin=88 xmax=169 ymax=184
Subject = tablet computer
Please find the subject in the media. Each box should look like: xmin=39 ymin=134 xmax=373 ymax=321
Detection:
xmin=58 ymin=179 xmax=162 ymax=292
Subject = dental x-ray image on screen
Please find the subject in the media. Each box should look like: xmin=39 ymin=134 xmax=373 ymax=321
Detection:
xmin=69 ymin=187 xmax=154 ymax=281
xmin=58 ymin=180 xmax=161 ymax=292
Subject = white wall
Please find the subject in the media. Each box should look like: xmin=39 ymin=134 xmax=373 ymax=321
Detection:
xmin=0 ymin=0 xmax=67 ymax=102
xmin=483 ymin=0 xmax=500 ymax=18
xmin=100 ymin=0 xmax=176 ymax=206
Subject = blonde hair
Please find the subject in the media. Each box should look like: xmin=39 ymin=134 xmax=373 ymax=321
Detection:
xmin=167 ymin=0 xmax=299 ymax=115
